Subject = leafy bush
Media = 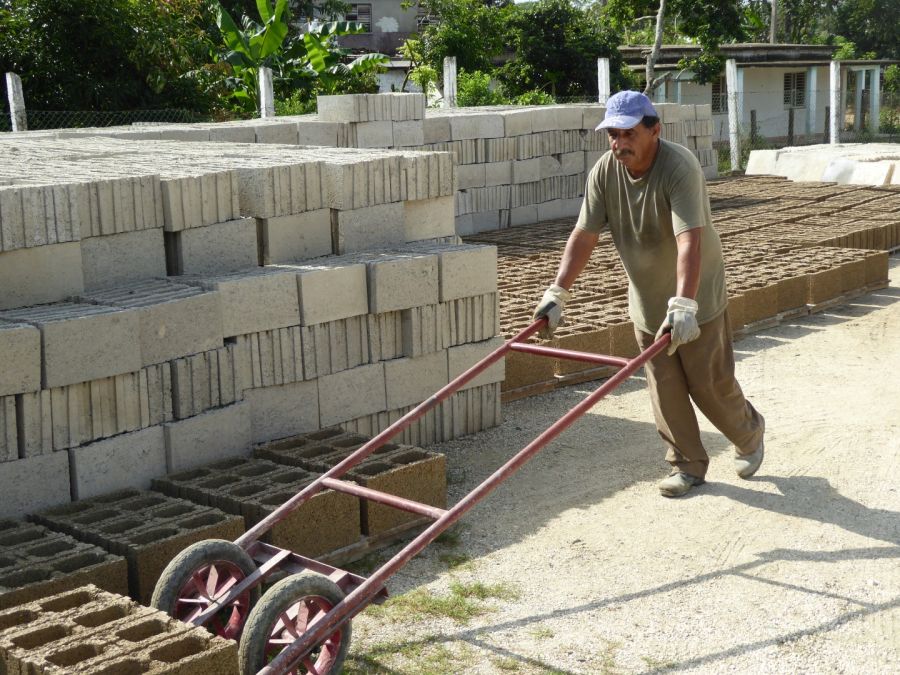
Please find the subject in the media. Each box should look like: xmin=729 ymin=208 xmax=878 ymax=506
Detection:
xmin=512 ymin=90 xmax=557 ymax=106
xmin=456 ymin=70 xmax=507 ymax=107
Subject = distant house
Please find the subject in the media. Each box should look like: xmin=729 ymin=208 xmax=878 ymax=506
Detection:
xmin=337 ymin=0 xmax=432 ymax=55
xmin=619 ymin=44 xmax=894 ymax=144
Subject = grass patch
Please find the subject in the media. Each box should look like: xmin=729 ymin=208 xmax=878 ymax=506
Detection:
xmin=493 ymin=656 xmax=522 ymax=671
xmin=434 ymin=524 xmax=465 ymax=547
xmin=640 ymin=655 xmax=677 ymax=670
xmin=345 ymin=637 xmax=477 ymax=674
xmin=529 ymin=626 xmax=554 ymax=640
xmin=367 ymin=580 xmax=520 ymax=624
xmin=344 ymin=551 xmax=387 ymax=576
xmin=438 ymin=552 xmax=472 ymax=569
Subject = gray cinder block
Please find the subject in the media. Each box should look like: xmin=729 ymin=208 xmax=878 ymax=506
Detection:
xmin=392 ymin=121 xmax=425 ymax=147
xmin=283 ymin=260 xmax=368 ymax=325
xmin=456 ymin=163 xmax=486 ymax=189
xmin=258 ymin=208 xmax=332 ymax=264
xmin=449 ymin=112 xmax=505 ymax=140
xmin=448 ymin=337 xmax=505 ymax=390
xmin=0 ymin=396 xmax=16 ymax=462
xmin=403 ymin=196 xmax=456 ymax=242
xmin=317 ymin=94 xmax=364 ymax=123
xmin=82 ymin=279 xmax=224 ymax=367
xmin=0 ymin=302 xmax=141 ymax=388
xmin=185 ymin=267 xmax=300 ymax=338
xmin=170 ymin=342 xmax=248 ymax=419
xmin=0 ymin=452 xmax=70 ymax=519
xmin=80 ymin=229 xmax=167 ymax=291
xmin=0 ymin=242 xmax=85 ymax=310
xmin=317 ymin=362 xmax=386 ymax=427
xmin=245 ymin=380 xmax=320 ymax=444
xmin=503 ymin=109 xmax=535 ymax=137
xmin=169 ymin=217 xmax=258 ymax=276
xmin=255 ymin=121 xmax=300 ymax=145
xmin=356 ymin=250 xmax=440 ymax=313
xmin=0 ymin=322 xmax=40 ymax=396
xmin=296 ymin=119 xmax=342 ymax=146
xmin=163 ymin=401 xmax=251 ymax=472
xmin=423 ymin=115 xmax=451 ymax=144
xmin=532 ymin=105 xmax=583 ymax=131
xmin=331 ymin=201 xmax=406 ymax=254
xmin=484 ymin=161 xmax=512 ymax=187
xmin=353 ymin=121 xmax=394 ymax=148
xmin=69 ymin=426 xmax=167 ymax=500
xmin=235 ymin=162 xmax=323 ymax=219
xmin=384 ymin=350 xmax=449 ymax=409
xmin=408 ymin=243 xmax=497 ymax=301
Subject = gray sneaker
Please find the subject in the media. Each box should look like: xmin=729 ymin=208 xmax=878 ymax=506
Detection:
xmin=735 ymin=439 xmax=764 ymax=478
xmin=658 ymin=472 xmax=705 ymax=498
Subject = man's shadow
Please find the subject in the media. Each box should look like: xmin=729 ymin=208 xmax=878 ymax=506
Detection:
xmin=705 ymin=474 xmax=900 ymax=547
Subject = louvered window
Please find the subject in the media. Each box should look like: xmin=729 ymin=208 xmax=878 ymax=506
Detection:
xmin=783 ymin=72 xmax=807 ymax=108
xmin=346 ymin=4 xmax=372 ymax=32
xmin=711 ymin=76 xmax=728 ymax=114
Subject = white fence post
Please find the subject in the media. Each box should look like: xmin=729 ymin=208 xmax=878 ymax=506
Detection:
xmin=597 ymin=58 xmax=610 ymax=105
xmin=259 ymin=66 xmax=275 ymax=118
xmin=443 ymin=57 xmax=457 ymax=109
xmin=829 ymin=60 xmax=841 ymax=144
xmin=725 ymin=59 xmax=740 ymax=173
xmin=5 ymin=72 xmax=27 ymax=132
xmin=869 ymin=66 xmax=881 ymax=134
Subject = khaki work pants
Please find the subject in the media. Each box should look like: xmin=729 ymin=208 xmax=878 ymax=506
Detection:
xmin=635 ymin=310 xmax=765 ymax=479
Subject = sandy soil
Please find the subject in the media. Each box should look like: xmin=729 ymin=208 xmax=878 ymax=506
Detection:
xmin=347 ymin=254 xmax=900 ymax=675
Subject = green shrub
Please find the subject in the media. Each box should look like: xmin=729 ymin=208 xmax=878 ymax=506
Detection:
xmin=456 ymin=70 xmax=507 ymax=107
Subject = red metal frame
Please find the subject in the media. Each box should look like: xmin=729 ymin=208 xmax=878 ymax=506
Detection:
xmin=183 ymin=318 xmax=670 ymax=674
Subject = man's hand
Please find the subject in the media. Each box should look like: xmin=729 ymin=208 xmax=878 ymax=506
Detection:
xmin=655 ymin=296 xmax=700 ymax=355
xmin=533 ymin=284 xmax=571 ymax=339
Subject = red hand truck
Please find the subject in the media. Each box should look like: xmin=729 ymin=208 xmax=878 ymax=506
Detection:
xmin=151 ymin=318 xmax=671 ymax=674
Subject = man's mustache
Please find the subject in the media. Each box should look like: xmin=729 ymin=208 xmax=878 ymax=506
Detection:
xmin=614 ymin=149 xmax=633 ymax=157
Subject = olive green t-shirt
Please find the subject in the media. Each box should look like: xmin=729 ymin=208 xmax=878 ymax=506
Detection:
xmin=575 ymin=138 xmax=727 ymax=334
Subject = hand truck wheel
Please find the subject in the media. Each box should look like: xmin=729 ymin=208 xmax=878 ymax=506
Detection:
xmin=239 ymin=571 xmax=351 ymax=675
xmin=150 ymin=539 xmax=260 ymax=640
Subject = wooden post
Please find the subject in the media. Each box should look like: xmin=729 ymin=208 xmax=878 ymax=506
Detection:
xmin=725 ymin=59 xmax=740 ymax=172
xmin=5 ymin=72 xmax=27 ymax=132
xmin=597 ymin=58 xmax=610 ymax=105
xmin=829 ymin=60 xmax=841 ymax=144
xmin=259 ymin=66 xmax=275 ymax=118
xmin=442 ymin=57 xmax=457 ymax=109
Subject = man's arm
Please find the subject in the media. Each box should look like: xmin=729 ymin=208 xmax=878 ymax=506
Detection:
xmin=674 ymin=228 xmax=702 ymax=300
xmin=554 ymin=227 xmax=600 ymax=290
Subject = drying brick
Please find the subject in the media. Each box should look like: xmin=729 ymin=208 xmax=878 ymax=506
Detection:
xmin=0 ymin=322 xmax=40 ymax=397
xmin=69 ymin=427 xmax=167 ymax=501
xmin=80 ymin=229 xmax=167 ymax=291
xmin=0 ymin=242 xmax=85 ymax=311
xmin=317 ymin=363 xmax=386 ymax=427
xmin=163 ymin=401 xmax=251 ymax=473
xmin=0 ymin=452 xmax=71 ymax=520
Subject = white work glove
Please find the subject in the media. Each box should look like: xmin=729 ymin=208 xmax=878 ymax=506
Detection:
xmin=533 ymin=284 xmax=571 ymax=339
xmin=655 ymin=296 xmax=701 ymax=355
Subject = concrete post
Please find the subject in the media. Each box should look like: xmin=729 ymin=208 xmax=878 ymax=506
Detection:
xmin=442 ymin=57 xmax=457 ymax=109
xmin=725 ymin=59 xmax=740 ymax=172
xmin=805 ymin=66 xmax=818 ymax=138
xmin=259 ymin=66 xmax=275 ymax=118
xmin=829 ymin=60 xmax=841 ymax=144
xmin=869 ymin=66 xmax=881 ymax=134
xmin=5 ymin=72 xmax=27 ymax=132
xmin=854 ymin=69 xmax=864 ymax=131
xmin=597 ymin=58 xmax=610 ymax=104
xmin=839 ymin=66 xmax=848 ymax=129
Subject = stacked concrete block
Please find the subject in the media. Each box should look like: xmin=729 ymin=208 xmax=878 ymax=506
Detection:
xmin=0 ymin=585 xmax=238 ymax=674
xmin=152 ymin=457 xmax=360 ymax=559
xmin=0 ymin=520 xmax=128 ymax=611
xmin=31 ymin=489 xmax=244 ymax=604
xmin=317 ymin=93 xmax=427 ymax=149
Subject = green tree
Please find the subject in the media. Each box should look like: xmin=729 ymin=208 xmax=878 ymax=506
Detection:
xmin=835 ymin=0 xmax=899 ymax=59
xmin=499 ymin=0 xmax=629 ymax=99
xmin=416 ymin=0 xmax=509 ymax=75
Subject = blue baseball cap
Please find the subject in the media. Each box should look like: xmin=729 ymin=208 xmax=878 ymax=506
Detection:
xmin=597 ymin=91 xmax=659 ymax=130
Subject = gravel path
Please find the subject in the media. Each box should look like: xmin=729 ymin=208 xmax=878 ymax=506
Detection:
xmin=345 ymin=254 xmax=900 ymax=675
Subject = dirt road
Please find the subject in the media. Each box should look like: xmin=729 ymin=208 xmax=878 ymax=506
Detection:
xmin=346 ymin=255 xmax=900 ymax=675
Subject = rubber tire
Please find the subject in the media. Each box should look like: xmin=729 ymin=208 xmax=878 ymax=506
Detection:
xmin=239 ymin=571 xmax=351 ymax=675
xmin=150 ymin=539 xmax=261 ymax=638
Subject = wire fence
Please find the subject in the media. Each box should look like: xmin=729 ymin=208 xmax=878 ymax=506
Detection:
xmin=0 ymin=108 xmax=212 ymax=132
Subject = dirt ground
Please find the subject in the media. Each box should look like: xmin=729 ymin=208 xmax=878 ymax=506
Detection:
xmin=345 ymin=254 xmax=900 ymax=675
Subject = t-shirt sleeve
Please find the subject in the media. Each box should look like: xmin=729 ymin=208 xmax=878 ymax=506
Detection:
xmin=668 ymin=158 xmax=708 ymax=236
xmin=575 ymin=160 xmax=607 ymax=233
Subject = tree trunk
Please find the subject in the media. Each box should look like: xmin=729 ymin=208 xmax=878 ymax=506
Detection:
xmin=770 ymin=0 xmax=777 ymax=43
xmin=643 ymin=0 xmax=666 ymax=96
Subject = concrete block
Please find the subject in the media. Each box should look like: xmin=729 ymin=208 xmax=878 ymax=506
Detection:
xmin=0 ymin=243 xmax=85 ymax=310
xmin=0 ymin=302 xmax=141 ymax=388
xmin=448 ymin=337 xmax=505 ymax=390
xmin=273 ymin=260 xmax=367 ymax=325
xmin=354 ymin=121 xmax=394 ymax=148
xmin=561 ymin=151 xmax=585 ymax=175
xmin=82 ymin=279 xmax=224 ymax=367
xmin=317 ymin=363 xmax=385 ymax=427
xmin=69 ymin=426 xmax=167 ymax=500
xmin=258 ymin=208 xmax=332 ymax=264
xmin=0 ymin=322 xmax=40 ymax=397
xmin=531 ymin=105 xmax=583 ymax=131
xmin=296 ymin=119 xmax=341 ymax=146
xmin=509 ymin=205 xmax=538 ymax=226
xmin=423 ymin=243 xmax=497 ymax=301
xmin=484 ymin=161 xmax=512 ymax=186
xmin=384 ymin=350 xmax=448 ymax=409
xmin=254 ymin=121 xmax=300 ymax=145
xmin=540 ymin=154 xmax=564 ymax=178
xmin=163 ymin=401 xmax=251 ymax=472
xmin=0 ymin=452 xmax=70 ymax=519
xmin=403 ymin=196 xmax=456 ymax=242
xmin=512 ymin=158 xmax=541 ymax=184
xmin=423 ymin=116 xmax=451 ymax=144
xmin=331 ymin=201 xmax=406 ymax=253
xmin=235 ymin=162 xmax=322 ymax=219
xmin=0 ymin=396 xmax=16 ymax=462
xmin=186 ymin=267 xmax=300 ymax=337
xmin=503 ymin=109 xmax=534 ymax=136
xmin=209 ymin=123 xmax=258 ymax=143
xmin=393 ymin=120 xmax=425 ymax=146
xmin=537 ymin=199 xmax=566 ymax=221
xmin=357 ymin=250 xmax=439 ymax=313
xmin=745 ymin=149 xmax=779 ymax=176
xmin=170 ymin=343 xmax=247 ymax=419
xmin=169 ymin=217 xmax=258 ymax=276
xmin=245 ymin=380 xmax=319 ymax=444
xmin=457 ymin=163 xmax=486 ymax=189
xmin=317 ymin=94 xmax=363 ymax=122
xmin=449 ymin=113 xmax=505 ymax=140
xmin=582 ymin=105 xmax=605 ymax=130
xmin=80 ymin=229 xmax=167 ymax=291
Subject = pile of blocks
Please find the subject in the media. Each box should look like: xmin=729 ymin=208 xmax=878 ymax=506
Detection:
xmin=0 ymin=124 xmax=502 ymax=521
xmin=0 ymin=585 xmax=237 ymax=674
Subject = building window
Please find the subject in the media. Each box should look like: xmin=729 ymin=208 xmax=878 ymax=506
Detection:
xmin=784 ymin=72 xmax=807 ymax=108
xmin=416 ymin=3 xmax=435 ymax=28
xmin=346 ymin=3 xmax=372 ymax=32
xmin=711 ymin=76 xmax=727 ymax=114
